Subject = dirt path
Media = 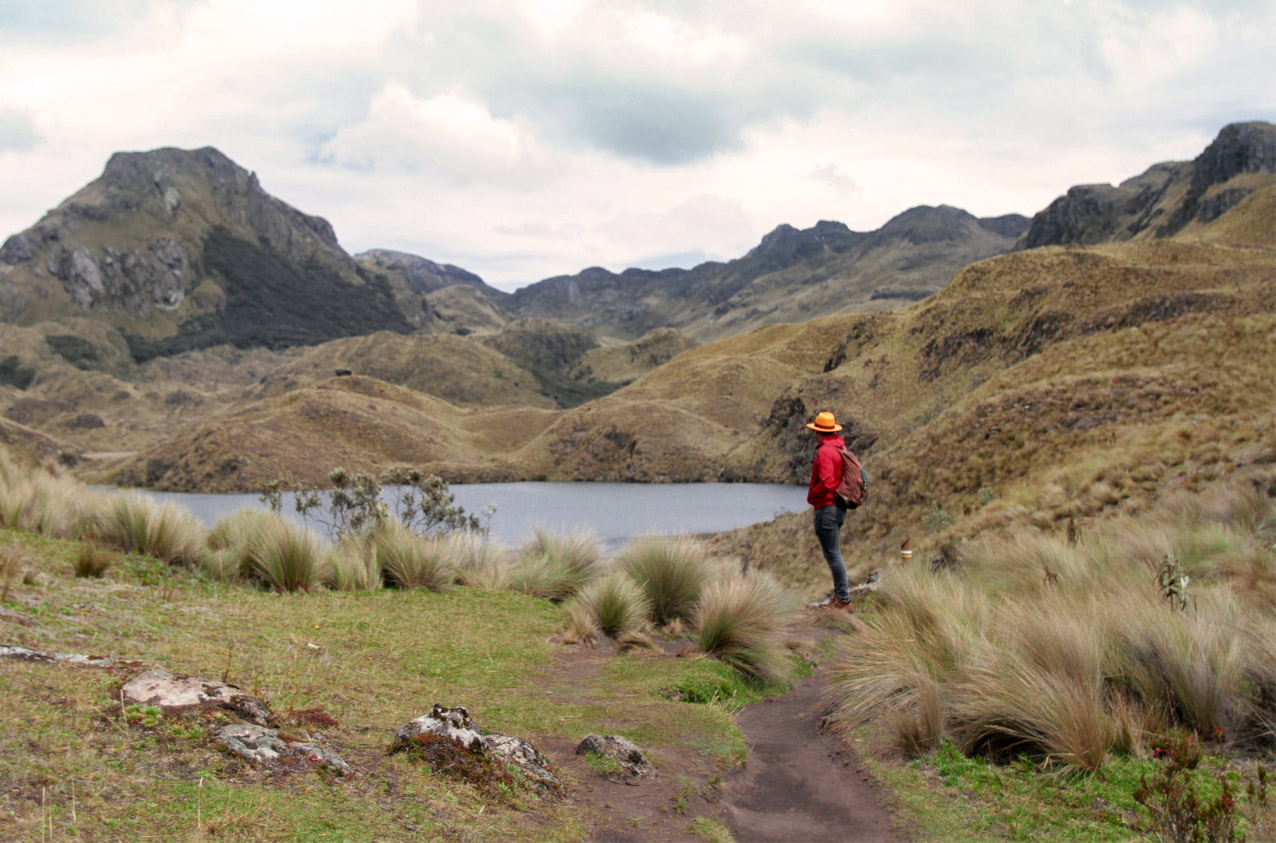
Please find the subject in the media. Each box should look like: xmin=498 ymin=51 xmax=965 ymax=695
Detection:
xmin=721 ymin=671 xmax=904 ymax=842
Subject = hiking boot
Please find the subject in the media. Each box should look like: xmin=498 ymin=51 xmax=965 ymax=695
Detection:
xmin=809 ymin=592 xmax=854 ymax=611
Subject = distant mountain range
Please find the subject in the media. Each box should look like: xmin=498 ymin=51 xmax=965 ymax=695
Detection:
xmin=1 ymin=122 xmax=1272 ymax=361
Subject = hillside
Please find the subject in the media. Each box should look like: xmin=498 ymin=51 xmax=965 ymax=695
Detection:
xmin=506 ymin=207 xmax=1028 ymax=342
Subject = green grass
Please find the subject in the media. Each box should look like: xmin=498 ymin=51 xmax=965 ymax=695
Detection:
xmin=0 ymin=524 xmax=752 ymax=841
xmin=862 ymin=739 xmax=1273 ymax=842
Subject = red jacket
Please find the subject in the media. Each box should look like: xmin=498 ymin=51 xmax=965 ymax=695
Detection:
xmin=807 ymin=433 xmax=846 ymax=508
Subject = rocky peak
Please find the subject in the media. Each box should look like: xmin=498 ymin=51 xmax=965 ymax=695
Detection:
xmin=876 ymin=205 xmax=982 ymax=244
xmin=1017 ymin=121 xmax=1275 ymax=249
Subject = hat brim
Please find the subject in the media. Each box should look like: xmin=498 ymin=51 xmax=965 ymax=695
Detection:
xmin=805 ymin=422 xmax=843 ymax=432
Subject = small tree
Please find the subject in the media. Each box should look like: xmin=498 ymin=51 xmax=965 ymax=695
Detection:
xmin=260 ymin=467 xmax=491 ymax=539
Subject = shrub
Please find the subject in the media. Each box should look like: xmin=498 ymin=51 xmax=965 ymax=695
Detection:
xmin=617 ymin=534 xmax=720 ymax=625
xmin=374 ymin=520 xmax=453 ymax=592
xmin=577 ymin=571 xmax=651 ymax=638
xmin=693 ymin=571 xmax=793 ymax=683
xmin=246 ymin=516 xmax=327 ymax=593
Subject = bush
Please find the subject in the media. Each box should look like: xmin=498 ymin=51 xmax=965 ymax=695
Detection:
xmin=617 ymin=534 xmax=720 ymax=625
xmin=693 ymin=571 xmax=793 ymax=683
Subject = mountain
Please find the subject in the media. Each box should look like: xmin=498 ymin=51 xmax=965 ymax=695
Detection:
xmin=504 ymin=207 xmax=1029 ymax=342
xmin=1016 ymin=121 xmax=1276 ymax=249
xmin=0 ymin=147 xmax=428 ymax=358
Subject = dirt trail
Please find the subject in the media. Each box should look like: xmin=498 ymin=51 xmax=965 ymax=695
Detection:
xmin=721 ymin=671 xmax=903 ymax=842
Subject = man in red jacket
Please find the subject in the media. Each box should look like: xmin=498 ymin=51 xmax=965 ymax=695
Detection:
xmin=806 ymin=410 xmax=853 ymax=611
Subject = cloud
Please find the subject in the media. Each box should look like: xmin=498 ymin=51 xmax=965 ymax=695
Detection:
xmin=318 ymin=84 xmax=553 ymax=186
xmin=0 ymin=107 xmax=40 ymax=153
xmin=810 ymin=163 xmax=859 ymax=197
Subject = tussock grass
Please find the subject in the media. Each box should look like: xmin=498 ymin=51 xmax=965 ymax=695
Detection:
xmin=617 ymin=534 xmax=722 ymax=625
xmin=576 ymin=571 xmax=651 ymax=638
xmin=446 ymin=531 xmax=511 ymax=590
xmin=204 ymin=508 xmax=277 ymax=581
xmin=510 ymin=527 xmax=602 ymax=602
xmin=246 ymin=515 xmax=328 ymax=593
xmin=561 ymin=599 xmax=599 ymax=645
xmin=0 ymin=544 xmax=25 ymax=602
xmin=374 ymin=520 xmax=453 ymax=592
xmin=693 ymin=571 xmax=794 ymax=682
xmin=326 ymin=531 xmax=383 ymax=591
xmin=94 ymin=493 xmax=207 ymax=567
xmin=829 ymin=478 xmax=1276 ymax=770
xmin=0 ymin=458 xmax=102 ymax=539
xmin=72 ymin=542 xmax=114 ymax=578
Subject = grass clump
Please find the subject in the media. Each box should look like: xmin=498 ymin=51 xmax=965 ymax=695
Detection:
xmin=93 ymin=493 xmax=207 ymax=567
xmin=246 ymin=515 xmax=327 ymax=592
xmin=617 ymin=534 xmax=721 ymax=626
xmin=829 ymin=477 xmax=1276 ymax=772
xmin=693 ymin=571 xmax=794 ymax=683
xmin=445 ymin=531 xmax=511 ymax=590
xmin=326 ymin=530 xmax=383 ymax=591
xmin=373 ymin=519 xmax=453 ymax=591
xmin=509 ymin=527 xmax=602 ymax=602
xmin=576 ymin=571 xmax=651 ymax=638
xmin=0 ymin=544 xmax=26 ymax=602
xmin=72 ymin=541 xmax=114 ymax=578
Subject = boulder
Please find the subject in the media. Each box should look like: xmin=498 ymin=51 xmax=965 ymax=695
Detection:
xmin=121 ymin=669 xmax=272 ymax=726
xmin=392 ymin=704 xmax=562 ymax=794
xmin=392 ymin=703 xmax=485 ymax=753
xmin=575 ymin=734 xmax=655 ymax=783
xmin=214 ymin=723 xmax=352 ymax=775
xmin=486 ymin=734 xmax=562 ymax=793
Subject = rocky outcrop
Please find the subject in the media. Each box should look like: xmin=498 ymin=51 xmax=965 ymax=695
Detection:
xmin=391 ymin=704 xmax=563 ymax=794
xmin=121 ymin=668 xmax=273 ymax=726
xmin=214 ymin=723 xmax=353 ymax=775
xmin=1017 ymin=122 xmax=1275 ymax=249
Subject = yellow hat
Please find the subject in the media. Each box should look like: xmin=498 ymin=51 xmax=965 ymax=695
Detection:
xmin=806 ymin=411 xmax=843 ymax=433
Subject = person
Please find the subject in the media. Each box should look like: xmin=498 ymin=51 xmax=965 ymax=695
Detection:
xmin=806 ymin=410 xmax=853 ymax=611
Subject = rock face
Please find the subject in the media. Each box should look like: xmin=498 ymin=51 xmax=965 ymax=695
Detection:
xmin=121 ymin=668 xmax=273 ymax=726
xmin=0 ymin=147 xmax=421 ymax=353
xmin=1016 ymin=121 xmax=1276 ymax=249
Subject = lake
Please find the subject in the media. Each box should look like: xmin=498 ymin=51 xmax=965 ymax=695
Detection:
xmin=133 ymin=482 xmax=806 ymax=550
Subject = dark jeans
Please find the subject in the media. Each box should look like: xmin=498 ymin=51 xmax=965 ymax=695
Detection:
xmin=814 ymin=503 xmax=849 ymax=601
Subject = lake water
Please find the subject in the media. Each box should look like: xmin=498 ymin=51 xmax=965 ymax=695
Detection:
xmin=134 ymin=482 xmax=806 ymax=550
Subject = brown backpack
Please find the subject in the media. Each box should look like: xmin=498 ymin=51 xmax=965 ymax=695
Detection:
xmin=828 ymin=445 xmax=868 ymax=509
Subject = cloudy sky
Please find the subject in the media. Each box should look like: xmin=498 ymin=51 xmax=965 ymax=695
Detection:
xmin=0 ymin=0 xmax=1271 ymax=290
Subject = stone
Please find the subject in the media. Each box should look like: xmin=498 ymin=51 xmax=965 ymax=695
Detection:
xmin=121 ymin=669 xmax=273 ymax=726
xmin=486 ymin=734 xmax=562 ymax=793
xmin=575 ymin=734 xmax=655 ymax=782
xmin=0 ymin=645 xmax=142 ymax=669
xmin=393 ymin=703 xmax=486 ymax=753
xmin=214 ymin=723 xmax=353 ymax=775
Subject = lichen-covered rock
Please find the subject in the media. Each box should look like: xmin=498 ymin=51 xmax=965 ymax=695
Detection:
xmin=215 ymin=723 xmax=352 ymax=775
xmin=0 ymin=645 xmax=143 ymax=669
xmin=486 ymin=734 xmax=562 ymax=794
xmin=392 ymin=704 xmax=562 ymax=796
xmin=576 ymin=734 xmax=655 ymax=782
xmin=392 ymin=704 xmax=485 ymax=753
xmin=121 ymin=669 xmax=272 ymax=726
